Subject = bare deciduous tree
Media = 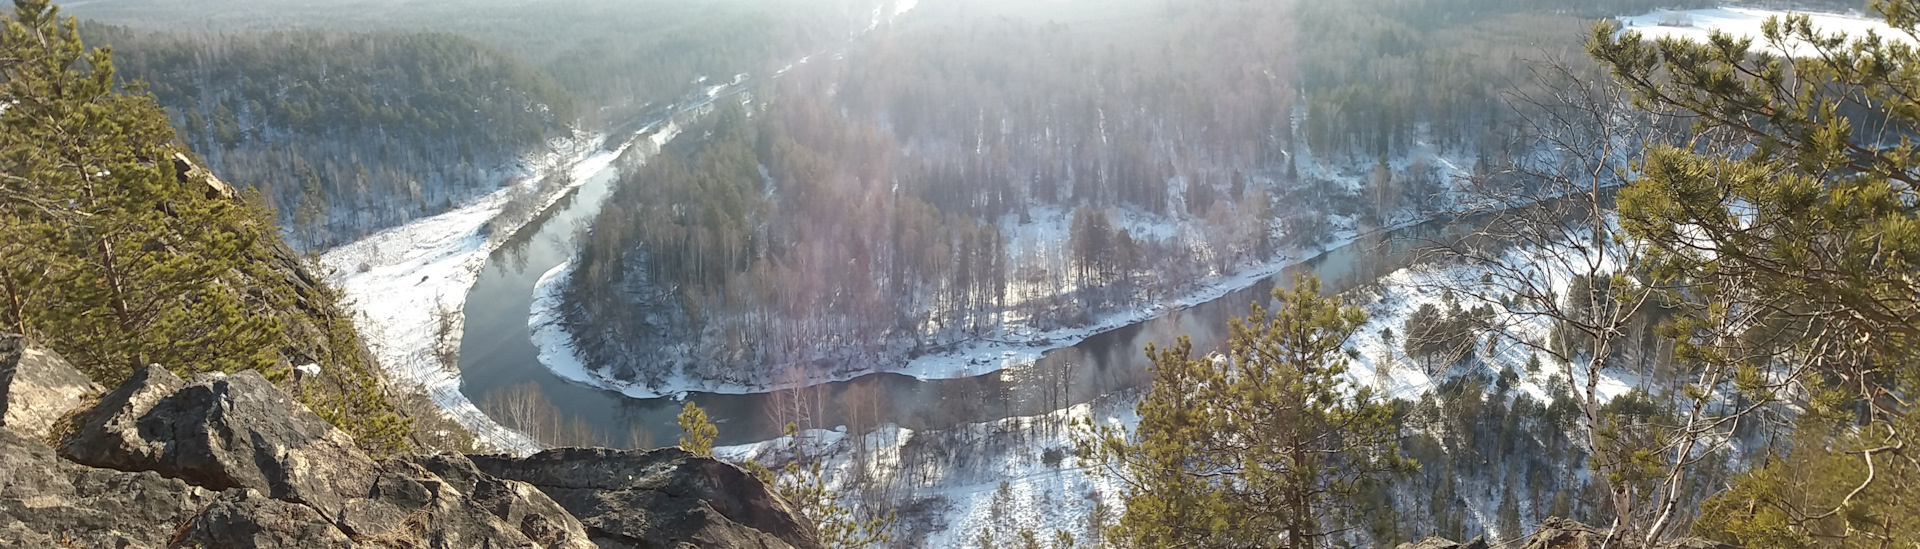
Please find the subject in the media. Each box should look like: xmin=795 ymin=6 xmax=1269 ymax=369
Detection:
xmin=1416 ymin=57 xmax=1766 ymax=543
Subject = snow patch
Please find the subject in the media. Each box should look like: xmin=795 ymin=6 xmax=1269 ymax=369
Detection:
xmin=529 ymin=259 xmax=597 ymax=389
xmin=1619 ymin=6 xmax=1909 ymax=57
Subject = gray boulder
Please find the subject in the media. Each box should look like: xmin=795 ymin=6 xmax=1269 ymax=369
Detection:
xmin=472 ymin=446 xmax=822 ymax=549
xmin=2 ymin=336 xmax=807 ymax=548
xmin=324 ymin=454 xmax=596 ymax=548
xmin=64 ymin=368 xmax=377 ymax=522
xmin=58 ymin=364 xmax=187 ymax=472
xmin=414 ymin=452 xmax=598 ymax=547
xmin=0 ymin=334 xmax=100 ymax=440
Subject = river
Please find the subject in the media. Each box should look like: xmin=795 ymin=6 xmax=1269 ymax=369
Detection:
xmin=454 ymin=151 xmax=1475 ymax=448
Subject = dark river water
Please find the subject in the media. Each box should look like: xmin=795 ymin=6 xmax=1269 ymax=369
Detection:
xmin=456 ymin=151 xmax=1468 ymax=446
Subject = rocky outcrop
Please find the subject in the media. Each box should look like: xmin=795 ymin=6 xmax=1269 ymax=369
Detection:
xmin=178 ymin=489 xmax=354 ymax=549
xmin=0 ymin=334 xmax=100 ymax=440
xmin=174 ymin=151 xmax=237 ymax=201
xmin=0 ymin=338 xmax=607 ymax=548
xmin=472 ymin=447 xmax=822 ymax=549
xmin=0 ymin=428 xmax=216 ymax=547
xmin=1399 ymin=536 xmax=1488 ymax=549
xmin=0 ymin=335 xmax=816 ymax=548
xmin=1520 ymin=518 xmax=1607 ymax=549
xmin=58 ymin=365 xmax=189 ymax=476
xmin=61 ymin=367 xmax=379 ymax=521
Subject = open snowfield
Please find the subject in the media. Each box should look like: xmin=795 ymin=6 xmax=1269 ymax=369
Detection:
xmin=1620 ymin=6 xmax=1909 ymax=56
xmin=321 ymin=127 xmax=644 ymax=455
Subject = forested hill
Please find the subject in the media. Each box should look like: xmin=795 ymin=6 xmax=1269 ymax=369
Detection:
xmin=81 ymin=25 xmax=577 ymax=249
xmin=61 ymin=0 xmax=895 ymax=250
xmin=63 ymin=0 xmax=897 ymax=125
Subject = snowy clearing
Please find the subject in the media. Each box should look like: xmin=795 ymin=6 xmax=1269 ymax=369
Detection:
xmin=1620 ymin=6 xmax=1909 ymax=56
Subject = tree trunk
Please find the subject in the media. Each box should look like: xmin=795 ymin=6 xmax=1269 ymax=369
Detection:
xmin=2 ymin=269 xmax=26 ymax=334
xmin=96 ymin=236 xmax=142 ymax=370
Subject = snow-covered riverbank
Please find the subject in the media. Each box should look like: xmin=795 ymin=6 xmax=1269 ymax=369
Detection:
xmin=1341 ymin=242 xmax=1637 ymax=404
xmin=527 ymin=219 xmax=1396 ymax=400
xmin=525 ymin=155 xmax=1464 ymax=401
xmin=528 ymin=259 xmax=598 ymax=391
xmin=320 ymin=126 xmax=655 ymax=455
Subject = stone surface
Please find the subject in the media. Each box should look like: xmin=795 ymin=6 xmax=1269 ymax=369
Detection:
xmin=4 ymin=335 xmax=808 ymax=548
xmin=0 ymin=428 xmax=214 ymax=548
xmin=472 ymin=447 xmax=822 ymax=549
xmin=59 ymin=364 xmax=188 ymax=472
xmin=65 ymin=368 xmax=378 ymax=523
xmin=178 ymin=489 xmax=354 ymax=549
xmin=174 ymin=151 xmax=237 ymax=201
xmin=48 ymin=363 xmax=598 ymax=548
xmin=0 ymin=334 xmax=100 ymax=440
xmin=1400 ymin=536 xmax=1488 ymax=549
xmin=413 ymin=452 xmax=596 ymax=548
xmin=1520 ymin=517 xmax=1606 ymax=549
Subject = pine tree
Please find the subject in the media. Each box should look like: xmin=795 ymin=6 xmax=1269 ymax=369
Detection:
xmin=1591 ymin=2 xmax=1920 ymax=544
xmin=0 ymin=0 xmax=409 ymax=454
xmin=1079 ymin=275 xmax=1411 ymax=549
xmin=676 ymin=401 xmax=717 ymax=457
xmin=1498 ymin=484 xmax=1522 ymax=542
xmin=1548 ymin=489 xmax=1572 ymax=521
xmin=1 ymin=0 xmax=279 ymax=381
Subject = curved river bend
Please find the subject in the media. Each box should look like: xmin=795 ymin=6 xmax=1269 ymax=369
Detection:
xmin=458 ymin=165 xmax=1469 ymax=446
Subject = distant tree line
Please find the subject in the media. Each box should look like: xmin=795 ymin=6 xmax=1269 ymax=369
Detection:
xmin=81 ymin=25 xmax=577 ymax=249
